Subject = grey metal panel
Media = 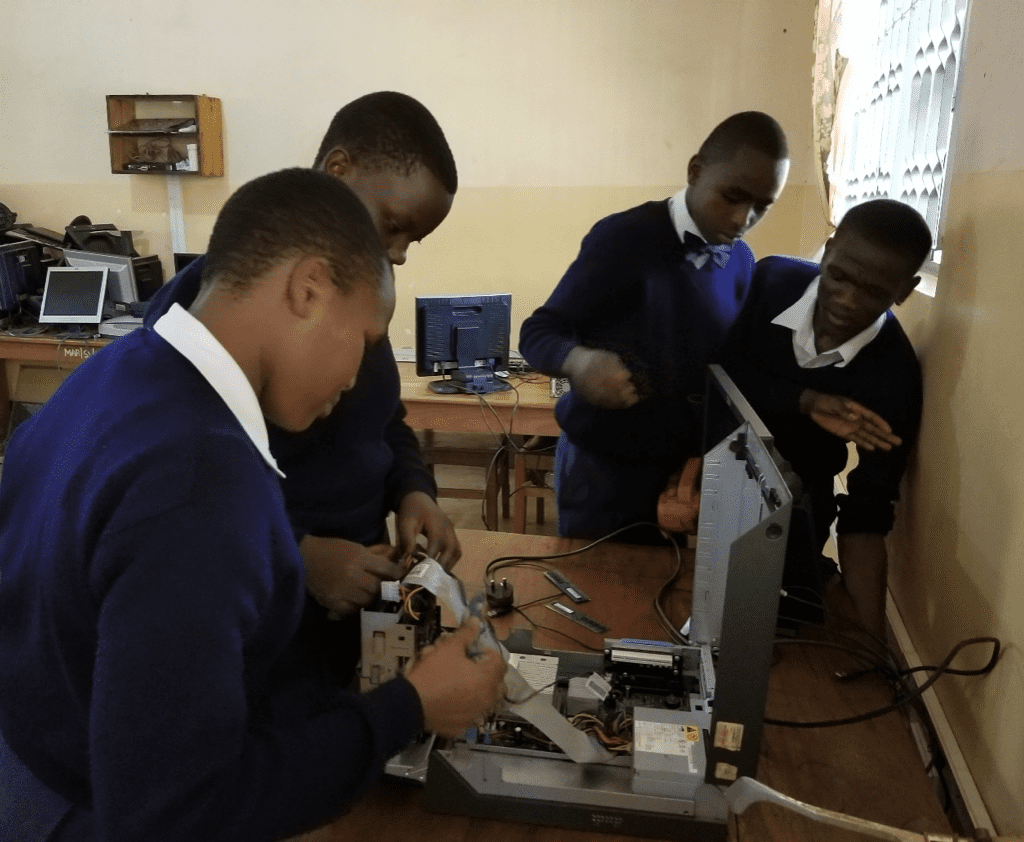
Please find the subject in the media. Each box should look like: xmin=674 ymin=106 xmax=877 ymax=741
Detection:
xmin=706 ymin=430 xmax=792 ymax=784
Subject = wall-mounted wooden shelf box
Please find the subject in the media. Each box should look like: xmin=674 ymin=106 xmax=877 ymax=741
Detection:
xmin=106 ymin=94 xmax=223 ymax=177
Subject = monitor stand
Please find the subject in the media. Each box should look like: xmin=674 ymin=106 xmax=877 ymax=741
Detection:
xmin=428 ymin=365 xmax=511 ymax=395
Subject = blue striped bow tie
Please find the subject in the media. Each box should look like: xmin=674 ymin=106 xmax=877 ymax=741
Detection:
xmin=683 ymin=230 xmax=732 ymax=269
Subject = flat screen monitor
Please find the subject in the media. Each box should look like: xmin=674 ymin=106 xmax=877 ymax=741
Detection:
xmin=39 ymin=267 xmax=107 ymax=324
xmin=415 ymin=293 xmax=512 ymax=394
xmin=64 ymin=250 xmax=138 ymax=304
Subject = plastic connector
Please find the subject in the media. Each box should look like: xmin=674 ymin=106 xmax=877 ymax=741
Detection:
xmin=485 ymin=577 xmax=515 ymax=617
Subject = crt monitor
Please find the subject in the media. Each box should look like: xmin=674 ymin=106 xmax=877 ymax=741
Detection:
xmin=415 ymin=293 xmax=512 ymax=394
xmin=39 ymin=267 xmax=108 ymax=325
xmin=63 ymin=250 xmax=138 ymax=304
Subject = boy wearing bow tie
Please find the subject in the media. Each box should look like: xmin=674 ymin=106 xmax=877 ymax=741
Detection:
xmin=519 ymin=111 xmax=790 ymax=539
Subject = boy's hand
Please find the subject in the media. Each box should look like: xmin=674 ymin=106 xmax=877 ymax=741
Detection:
xmin=396 ymin=490 xmax=461 ymax=569
xmin=657 ymin=456 xmax=702 ymax=533
xmin=799 ymin=389 xmax=902 ymax=451
xmin=300 ymin=535 xmax=404 ymax=617
xmin=563 ymin=346 xmax=639 ymax=409
xmin=405 ymin=619 xmax=507 ymax=738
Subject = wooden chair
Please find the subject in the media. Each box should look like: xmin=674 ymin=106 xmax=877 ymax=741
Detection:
xmin=417 ymin=430 xmax=510 ymax=531
xmin=510 ymin=435 xmax=557 ymax=533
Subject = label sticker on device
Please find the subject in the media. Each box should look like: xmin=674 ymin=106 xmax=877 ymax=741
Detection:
xmin=634 ymin=721 xmax=699 ymax=773
xmin=715 ymin=762 xmax=738 ymax=781
xmin=713 ymin=721 xmax=744 ymax=751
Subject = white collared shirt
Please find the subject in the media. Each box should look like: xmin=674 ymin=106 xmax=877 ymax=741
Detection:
xmin=668 ymin=188 xmax=706 ymax=246
xmin=154 ymin=303 xmax=285 ymax=477
xmin=772 ymin=276 xmax=885 ymax=369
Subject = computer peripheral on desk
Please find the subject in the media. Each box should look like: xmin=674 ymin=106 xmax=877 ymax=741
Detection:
xmin=98 ymin=315 xmax=142 ymax=338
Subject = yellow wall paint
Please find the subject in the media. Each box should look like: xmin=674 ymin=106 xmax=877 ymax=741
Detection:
xmin=1 ymin=0 xmax=824 ymax=346
xmin=890 ymin=170 xmax=1024 ymax=834
xmin=885 ymin=0 xmax=1024 ymax=829
xmin=389 ymin=182 xmax=820 ymax=346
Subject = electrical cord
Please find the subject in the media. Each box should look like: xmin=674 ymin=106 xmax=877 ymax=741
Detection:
xmin=514 ymin=591 xmax=562 ymax=610
xmin=653 ymin=531 xmax=689 ymax=645
xmin=773 ymin=584 xmax=950 ymax=775
xmin=484 ymin=520 xmax=667 ymax=581
xmin=487 ymin=521 xmax=685 ymax=646
xmin=511 ymin=605 xmax=603 ymax=652
xmin=764 ymin=636 xmax=1000 ymax=728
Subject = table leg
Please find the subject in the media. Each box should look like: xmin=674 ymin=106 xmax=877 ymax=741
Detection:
xmin=0 ymin=362 xmax=11 ymax=438
xmin=512 ymin=452 xmax=527 ymax=533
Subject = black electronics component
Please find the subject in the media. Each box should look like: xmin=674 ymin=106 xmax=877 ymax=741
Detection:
xmin=64 ymin=224 xmax=137 ymax=257
xmin=130 ymin=255 xmax=163 ymax=301
xmin=485 ymin=577 xmax=515 ymax=617
xmin=0 ymin=202 xmax=16 ymax=233
xmin=0 ymin=241 xmax=44 ymax=310
xmin=415 ymin=293 xmax=512 ymax=394
xmin=173 ymin=252 xmax=203 ymax=274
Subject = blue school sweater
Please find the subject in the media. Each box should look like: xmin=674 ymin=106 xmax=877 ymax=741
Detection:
xmin=518 ymin=199 xmax=755 ymax=463
xmin=0 ymin=328 xmax=423 ymax=842
xmin=722 ymin=255 xmax=923 ymax=542
xmin=144 ymin=257 xmax=437 ymax=545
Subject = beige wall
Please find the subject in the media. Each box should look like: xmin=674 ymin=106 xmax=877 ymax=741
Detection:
xmin=1 ymin=0 xmax=824 ymax=343
xmin=22 ymin=0 xmax=1024 ymax=832
xmin=887 ymin=0 xmax=1024 ymax=833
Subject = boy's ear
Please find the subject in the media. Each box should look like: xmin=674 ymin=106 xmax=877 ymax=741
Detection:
xmin=686 ymin=155 xmax=704 ymax=186
xmin=894 ymin=274 xmax=922 ymax=306
xmin=320 ymin=147 xmax=354 ymax=179
xmin=284 ymin=256 xmax=333 ymax=320
xmin=820 ymin=235 xmax=835 ymax=262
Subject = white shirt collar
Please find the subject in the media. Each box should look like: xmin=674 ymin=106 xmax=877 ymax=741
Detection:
xmin=153 ymin=303 xmax=285 ymax=477
xmin=772 ymin=276 xmax=886 ymax=369
xmin=668 ymin=188 xmax=706 ymax=245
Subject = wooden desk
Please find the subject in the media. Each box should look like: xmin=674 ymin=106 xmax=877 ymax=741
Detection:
xmin=0 ymin=342 xmax=553 ymax=441
xmin=399 ymin=362 xmax=560 ymax=532
xmin=296 ymin=529 xmax=954 ymax=842
xmin=398 ymin=362 xmax=559 ymax=438
xmin=0 ymin=334 xmax=108 ymax=431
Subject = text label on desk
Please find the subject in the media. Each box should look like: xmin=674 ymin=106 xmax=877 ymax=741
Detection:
xmin=60 ymin=346 xmax=99 ymax=364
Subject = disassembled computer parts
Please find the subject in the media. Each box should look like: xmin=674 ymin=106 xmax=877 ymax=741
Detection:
xmin=360 ymin=365 xmax=794 ymax=839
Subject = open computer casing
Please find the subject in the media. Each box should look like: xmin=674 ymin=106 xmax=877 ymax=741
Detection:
xmin=371 ymin=365 xmax=794 ymax=840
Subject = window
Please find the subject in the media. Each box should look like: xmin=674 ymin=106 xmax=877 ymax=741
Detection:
xmin=813 ymin=0 xmax=971 ymax=261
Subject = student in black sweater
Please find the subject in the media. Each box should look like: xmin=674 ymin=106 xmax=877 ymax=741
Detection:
xmin=723 ymin=198 xmax=933 ymax=643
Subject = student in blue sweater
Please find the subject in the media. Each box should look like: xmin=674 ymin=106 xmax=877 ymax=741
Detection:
xmin=722 ymin=199 xmax=932 ymax=643
xmin=0 ymin=169 xmax=506 ymax=842
xmin=519 ymin=111 xmax=790 ymax=539
xmin=145 ymin=93 xmax=460 ymax=630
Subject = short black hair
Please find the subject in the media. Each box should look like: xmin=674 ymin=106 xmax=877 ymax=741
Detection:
xmin=312 ymin=91 xmax=458 ymax=194
xmin=697 ymin=111 xmax=790 ymax=164
xmin=202 ymin=168 xmax=389 ymax=296
xmin=836 ymin=199 xmax=933 ymax=271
